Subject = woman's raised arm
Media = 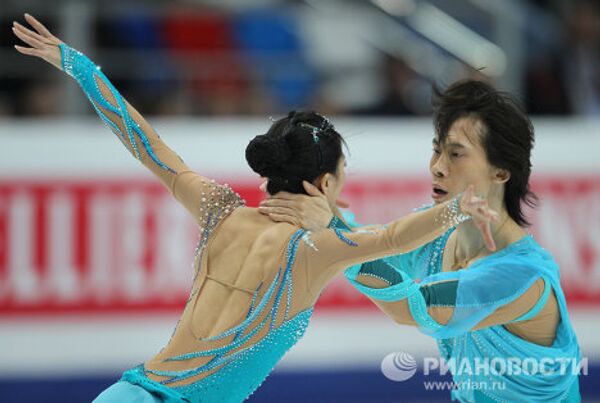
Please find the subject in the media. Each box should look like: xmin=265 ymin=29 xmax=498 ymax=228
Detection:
xmin=13 ymin=14 xmax=244 ymax=229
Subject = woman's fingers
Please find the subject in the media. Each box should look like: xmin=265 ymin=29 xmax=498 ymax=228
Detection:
xmin=459 ymin=185 xmax=499 ymax=251
xmin=467 ymin=198 xmax=498 ymax=251
xmin=335 ymin=198 xmax=350 ymax=208
xmin=462 ymin=192 xmax=499 ymax=223
xmin=470 ymin=202 xmax=498 ymax=251
xmin=12 ymin=25 xmax=45 ymax=49
xmin=485 ymin=209 xmax=499 ymax=222
xmin=463 ymin=185 xmax=475 ymax=203
xmin=14 ymin=21 xmax=49 ymax=45
xmin=12 ymin=22 xmax=52 ymax=50
xmin=472 ymin=214 xmax=496 ymax=252
xmin=475 ymin=206 xmax=498 ymax=223
xmin=474 ymin=203 xmax=491 ymax=219
xmin=14 ymin=45 xmax=41 ymax=57
xmin=13 ymin=17 xmax=63 ymax=70
xmin=476 ymin=200 xmax=499 ymax=222
xmin=24 ymin=13 xmax=53 ymax=38
xmin=480 ymin=221 xmax=497 ymax=251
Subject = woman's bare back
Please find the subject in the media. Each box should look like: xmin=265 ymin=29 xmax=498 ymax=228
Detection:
xmin=145 ymin=207 xmax=315 ymax=386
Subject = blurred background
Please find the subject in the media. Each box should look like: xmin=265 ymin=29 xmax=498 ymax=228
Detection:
xmin=0 ymin=0 xmax=599 ymax=117
xmin=0 ymin=0 xmax=598 ymax=402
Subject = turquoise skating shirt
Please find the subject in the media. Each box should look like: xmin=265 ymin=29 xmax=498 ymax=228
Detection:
xmin=339 ymin=212 xmax=582 ymax=402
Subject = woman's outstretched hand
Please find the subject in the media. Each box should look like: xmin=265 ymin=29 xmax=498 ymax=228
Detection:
xmin=12 ymin=14 xmax=63 ymax=70
xmin=459 ymin=185 xmax=500 ymax=251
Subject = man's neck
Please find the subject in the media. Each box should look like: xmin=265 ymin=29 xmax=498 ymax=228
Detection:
xmin=454 ymin=211 xmax=526 ymax=261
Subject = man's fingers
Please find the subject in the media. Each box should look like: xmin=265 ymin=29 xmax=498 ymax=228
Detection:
xmin=258 ymin=206 xmax=301 ymax=218
xmin=268 ymin=214 xmax=299 ymax=226
xmin=24 ymin=13 xmax=53 ymax=38
xmin=259 ymin=199 xmax=298 ymax=209
xmin=260 ymin=192 xmax=306 ymax=207
xmin=302 ymin=181 xmax=324 ymax=197
xmin=268 ymin=191 xmax=304 ymax=201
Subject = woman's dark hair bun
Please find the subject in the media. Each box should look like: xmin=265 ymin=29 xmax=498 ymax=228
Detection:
xmin=246 ymin=110 xmax=346 ymax=195
xmin=245 ymin=134 xmax=291 ymax=177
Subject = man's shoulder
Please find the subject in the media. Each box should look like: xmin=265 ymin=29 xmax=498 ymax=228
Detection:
xmin=484 ymin=235 xmax=559 ymax=275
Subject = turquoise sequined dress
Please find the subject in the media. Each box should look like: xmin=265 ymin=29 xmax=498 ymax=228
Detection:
xmin=119 ymin=229 xmax=314 ymax=403
xmin=58 ymin=43 xmax=316 ymax=402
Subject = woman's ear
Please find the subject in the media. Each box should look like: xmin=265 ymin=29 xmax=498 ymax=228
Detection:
xmin=494 ymin=168 xmax=511 ymax=184
xmin=315 ymin=173 xmax=331 ymax=193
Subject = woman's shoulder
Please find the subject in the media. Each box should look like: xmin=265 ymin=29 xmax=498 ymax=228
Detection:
xmin=225 ymin=206 xmax=285 ymax=225
xmin=220 ymin=206 xmax=297 ymax=238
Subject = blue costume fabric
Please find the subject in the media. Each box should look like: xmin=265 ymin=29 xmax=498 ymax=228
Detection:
xmin=336 ymin=211 xmax=582 ymax=402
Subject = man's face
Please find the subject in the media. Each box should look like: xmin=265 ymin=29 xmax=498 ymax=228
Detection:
xmin=429 ymin=117 xmax=498 ymax=204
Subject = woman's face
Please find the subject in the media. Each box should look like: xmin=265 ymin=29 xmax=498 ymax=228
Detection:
xmin=323 ymin=155 xmax=347 ymax=208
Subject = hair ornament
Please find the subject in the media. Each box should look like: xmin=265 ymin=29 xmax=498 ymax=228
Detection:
xmin=298 ymin=114 xmax=334 ymax=144
xmin=317 ymin=113 xmax=334 ymax=132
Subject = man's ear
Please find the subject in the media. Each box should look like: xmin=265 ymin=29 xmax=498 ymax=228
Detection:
xmin=494 ymin=168 xmax=511 ymax=184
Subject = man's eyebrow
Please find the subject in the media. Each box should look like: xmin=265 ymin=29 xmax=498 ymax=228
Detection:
xmin=432 ymin=139 xmax=467 ymax=149
xmin=446 ymin=142 xmax=467 ymax=149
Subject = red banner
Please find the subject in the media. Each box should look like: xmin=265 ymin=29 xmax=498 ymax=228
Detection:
xmin=0 ymin=176 xmax=598 ymax=315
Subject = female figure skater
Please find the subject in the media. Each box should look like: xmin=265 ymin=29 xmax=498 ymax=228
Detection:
xmin=13 ymin=15 xmax=498 ymax=402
